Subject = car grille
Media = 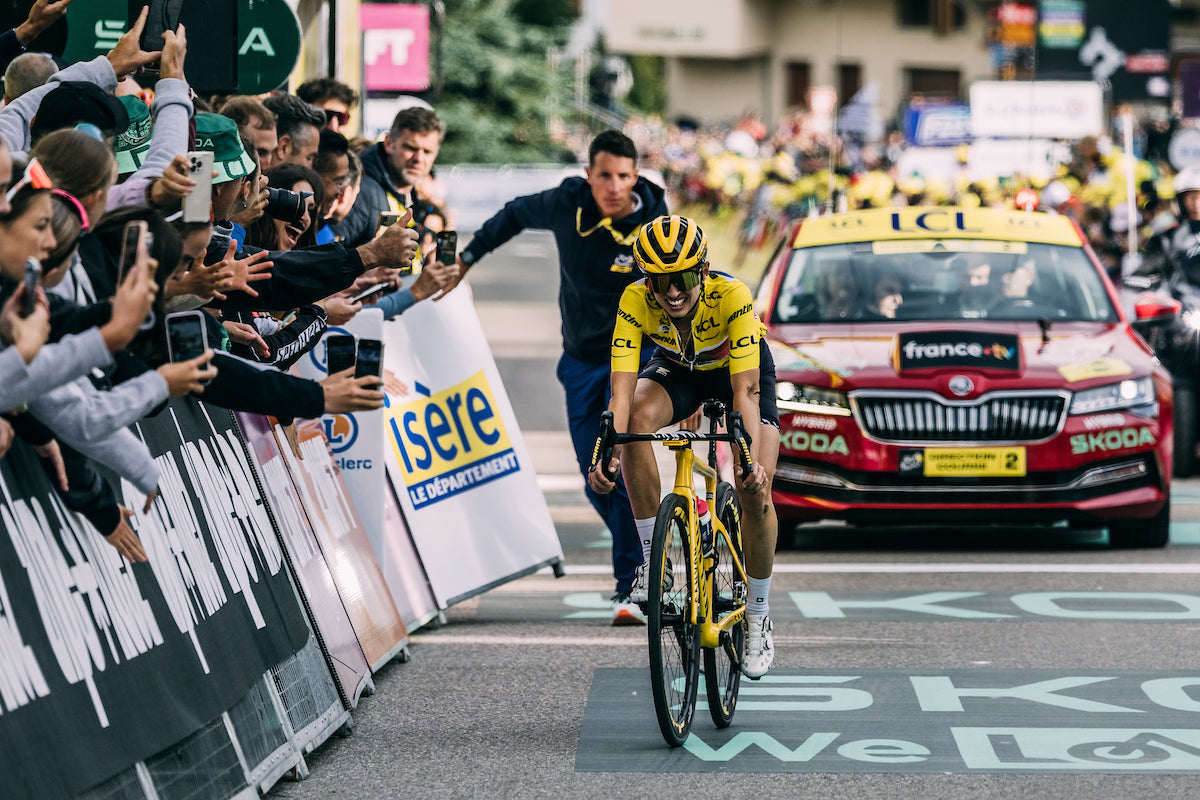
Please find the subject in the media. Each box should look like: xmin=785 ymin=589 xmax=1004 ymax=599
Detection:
xmin=853 ymin=391 xmax=1068 ymax=443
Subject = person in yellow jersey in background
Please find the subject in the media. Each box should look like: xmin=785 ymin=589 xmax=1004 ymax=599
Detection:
xmin=587 ymin=214 xmax=781 ymax=678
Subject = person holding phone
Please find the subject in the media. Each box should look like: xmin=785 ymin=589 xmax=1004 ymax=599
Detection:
xmin=0 ymin=5 xmax=159 ymax=159
xmin=327 ymin=106 xmax=445 ymax=247
xmin=363 ymin=228 xmax=460 ymax=320
xmin=0 ymin=172 xmax=155 ymax=412
xmin=191 ymin=113 xmax=421 ymax=315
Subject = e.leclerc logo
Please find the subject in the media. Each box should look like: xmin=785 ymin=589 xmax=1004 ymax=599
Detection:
xmin=322 ymin=414 xmax=358 ymax=454
xmin=385 ymin=370 xmax=519 ymax=509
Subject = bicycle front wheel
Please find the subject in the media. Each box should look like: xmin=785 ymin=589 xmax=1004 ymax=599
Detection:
xmin=647 ymin=492 xmax=700 ymax=748
xmin=704 ymin=481 xmax=745 ymax=727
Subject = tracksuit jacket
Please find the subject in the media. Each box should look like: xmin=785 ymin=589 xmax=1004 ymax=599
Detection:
xmin=460 ymin=175 xmax=669 ymax=365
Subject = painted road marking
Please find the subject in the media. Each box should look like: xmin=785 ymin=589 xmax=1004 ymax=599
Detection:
xmin=475 ymin=590 xmax=1200 ymax=622
xmin=576 ymin=669 xmax=1200 ymax=773
xmin=543 ymin=562 xmax=1200 ymax=574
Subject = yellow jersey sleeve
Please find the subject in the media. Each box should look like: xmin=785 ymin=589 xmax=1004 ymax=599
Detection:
xmin=611 ymin=284 xmax=646 ymax=374
xmin=724 ymin=280 xmax=762 ymax=375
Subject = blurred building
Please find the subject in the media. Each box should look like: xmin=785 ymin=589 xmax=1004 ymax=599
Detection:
xmin=604 ymin=0 xmax=1200 ymax=129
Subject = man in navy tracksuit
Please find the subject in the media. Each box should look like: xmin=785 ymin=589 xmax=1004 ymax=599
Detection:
xmin=449 ymin=130 xmax=668 ymax=625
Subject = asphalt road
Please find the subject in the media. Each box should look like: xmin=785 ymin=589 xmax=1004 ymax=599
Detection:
xmin=269 ymin=231 xmax=1200 ymax=800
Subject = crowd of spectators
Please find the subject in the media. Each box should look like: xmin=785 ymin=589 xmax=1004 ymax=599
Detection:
xmin=0 ymin=4 xmax=460 ymax=561
xmin=587 ymin=104 xmax=1182 ymax=283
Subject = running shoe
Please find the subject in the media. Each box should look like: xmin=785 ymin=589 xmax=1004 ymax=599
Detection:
xmin=742 ymin=615 xmax=774 ymax=678
xmin=611 ymin=592 xmax=645 ymax=626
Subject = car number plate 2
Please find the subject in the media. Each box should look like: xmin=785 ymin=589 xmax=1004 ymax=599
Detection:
xmin=920 ymin=447 xmax=1027 ymax=477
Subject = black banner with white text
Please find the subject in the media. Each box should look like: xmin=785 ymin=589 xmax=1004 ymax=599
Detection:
xmin=0 ymin=399 xmax=309 ymax=798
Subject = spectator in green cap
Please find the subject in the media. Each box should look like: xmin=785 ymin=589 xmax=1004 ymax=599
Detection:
xmin=115 ymin=95 xmax=152 ymax=175
xmin=104 ymin=19 xmax=195 ymax=215
xmin=193 ymin=111 xmax=256 ymax=222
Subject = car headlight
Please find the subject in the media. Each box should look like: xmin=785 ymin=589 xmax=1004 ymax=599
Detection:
xmin=776 ymin=381 xmax=852 ymax=415
xmin=1069 ymin=377 xmax=1158 ymax=417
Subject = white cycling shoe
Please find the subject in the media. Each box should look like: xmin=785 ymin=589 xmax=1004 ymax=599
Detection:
xmin=629 ymin=562 xmax=649 ymax=605
xmin=742 ymin=615 xmax=774 ymax=679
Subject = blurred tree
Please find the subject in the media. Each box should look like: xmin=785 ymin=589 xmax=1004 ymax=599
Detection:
xmin=437 ymin=0 xmax=577 ymax=163
xmin=511 ymin=0 xmax=577 ymax=27
xmin=626 ymin=55 xmax=666 ymax=115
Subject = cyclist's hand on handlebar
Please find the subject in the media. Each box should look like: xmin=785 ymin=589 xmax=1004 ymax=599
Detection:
xmin=587 ymin=456 xmax=620 ymax=494
xmin=737 ymin=462 xmax=767 ymax=495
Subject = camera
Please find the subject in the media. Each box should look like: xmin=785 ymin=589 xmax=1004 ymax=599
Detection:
xmin=264 ymin=187 xmax=313 ymax=226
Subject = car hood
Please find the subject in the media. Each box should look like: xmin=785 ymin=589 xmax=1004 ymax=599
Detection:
xmin=767 ymin=321 xmax=1155 ymax=393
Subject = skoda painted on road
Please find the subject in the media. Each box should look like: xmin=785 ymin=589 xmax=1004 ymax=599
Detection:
xmin=755 ymin=206 xmax=1173 ymax=547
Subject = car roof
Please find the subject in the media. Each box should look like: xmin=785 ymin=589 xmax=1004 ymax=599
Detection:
xmin=793 ymin=206 xmax=1084 ymax=249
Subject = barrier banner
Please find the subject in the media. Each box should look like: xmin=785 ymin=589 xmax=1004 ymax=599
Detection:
xmin=297 ymin=309 xmax=388 ymax=542
xmin=381 ymin=284 xmax=564 ymax=606
xmin=381 ymin=476 xmax=441 ymax=629
xmin=280 ymin=417 xmax=409 ymax=671
xmin=234 ymin=412 xmax=373 ymax=705
xmin=299 ymin=308 xmax=441 ymax=630
xmin=0 ymin=399 xmax=309 ymax=798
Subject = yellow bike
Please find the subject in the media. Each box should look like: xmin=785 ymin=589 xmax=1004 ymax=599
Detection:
xmin=593 ymin=401 xmax=754 ymax=747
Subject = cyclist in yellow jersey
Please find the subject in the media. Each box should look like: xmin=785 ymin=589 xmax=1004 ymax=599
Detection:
xmin=588 ymin=215 xmax=780 ymax=678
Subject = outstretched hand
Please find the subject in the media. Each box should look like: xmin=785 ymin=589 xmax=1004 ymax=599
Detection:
xmin=107 ymin=506 xmax=148 ymax=563
xmin=106 ymin=6 xmax=160 ymax=78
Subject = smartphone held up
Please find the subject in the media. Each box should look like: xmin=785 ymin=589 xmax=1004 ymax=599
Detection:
xmin=183 ymin=151 xmax=214 ymax=223
xmin=325 ymin=334 xmax=356 ymax=376
xmin=435 ymin=230 xmax=457 ymax=265
xmin=118 ymin=220 xmax=150 ymax=284
xmin=21 ymin=258 xmax=39 ymax=318
xmin=165 ymin=310 xmax=212 ymax=386
xmin=354 ymin=339 xmax=384 ymax=380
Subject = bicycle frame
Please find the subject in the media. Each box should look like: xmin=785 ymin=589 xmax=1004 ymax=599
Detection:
xmin=659 ymin=436 xmax=749 ymax=651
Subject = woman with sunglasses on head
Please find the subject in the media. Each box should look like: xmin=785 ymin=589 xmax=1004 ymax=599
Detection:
xmin=587 ymin=215 xmax=781 ymax=678
xmin=11 ymin=193 xmax=217 ymax=564
xmin=0 ymin=163 xmax=157 ymax=413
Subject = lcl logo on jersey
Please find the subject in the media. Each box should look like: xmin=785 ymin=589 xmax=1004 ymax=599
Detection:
xmin=322 ymin=414 xmax=359 ymax=453
xmin=610 ymin=254 xmax=635 ymax=273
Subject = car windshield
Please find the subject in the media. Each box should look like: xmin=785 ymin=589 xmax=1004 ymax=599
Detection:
xmin=770 ymin=239 xmax=1119 ymax=324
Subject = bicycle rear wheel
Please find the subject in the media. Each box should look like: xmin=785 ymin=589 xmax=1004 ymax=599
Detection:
xmin=647 ymin=492 xmax=699 ymax=747
xmin=704 ymin=482 xmax=745 ymax=727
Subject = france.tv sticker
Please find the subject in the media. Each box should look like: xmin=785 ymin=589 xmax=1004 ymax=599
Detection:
xmin=385 ymin=370 xmax=519 ymax=509
xmin=898 ymin=331 xmax=1020 ymax=371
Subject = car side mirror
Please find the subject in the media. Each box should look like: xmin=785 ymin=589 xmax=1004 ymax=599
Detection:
xmin=1133 ymin=292 xmax=1182 ymax=322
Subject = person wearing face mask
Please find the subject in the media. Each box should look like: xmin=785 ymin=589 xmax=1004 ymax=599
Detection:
xmin=587 ymin=215 xmax=780 ymax=677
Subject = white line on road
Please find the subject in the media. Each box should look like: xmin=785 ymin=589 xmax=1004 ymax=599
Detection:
xmin=541 ymin=562 xmax=1200 ymax=575
xmin=409 ymin=634 xmax=644 ymax=646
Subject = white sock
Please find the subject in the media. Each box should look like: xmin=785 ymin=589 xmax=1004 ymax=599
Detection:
xmin=635 ymin=518 xmax=655 ymax=563
xmin=746 ymin=575 xmax=772 ymax=618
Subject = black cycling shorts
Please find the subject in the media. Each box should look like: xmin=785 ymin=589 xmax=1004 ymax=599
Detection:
xmin=638 ymin=338 xmax=780 ymax=428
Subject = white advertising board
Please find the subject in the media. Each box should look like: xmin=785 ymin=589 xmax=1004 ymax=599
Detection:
xmin=297 ymin=309 xmax=389 ymax=540
xmin=969 ymin=81 xmax=1103 ymax=140
xmin=379 ymin=284 xmax=564 ymax=606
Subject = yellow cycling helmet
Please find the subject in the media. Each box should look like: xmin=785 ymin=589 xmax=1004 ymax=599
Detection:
xmin=633 ymin=215 xmax=709 ymax=275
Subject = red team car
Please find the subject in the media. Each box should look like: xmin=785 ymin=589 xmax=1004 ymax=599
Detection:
xmin=755 ymin=207 xmax=1173 ymax=547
